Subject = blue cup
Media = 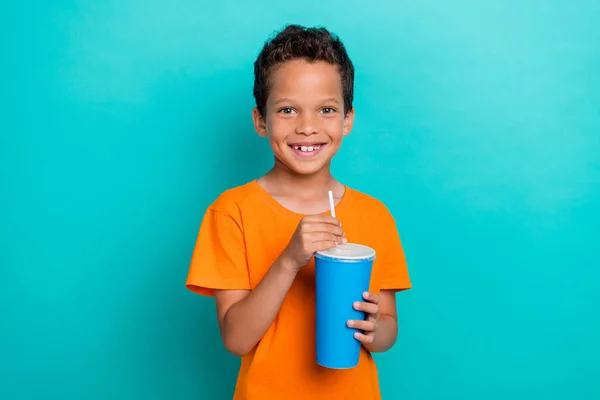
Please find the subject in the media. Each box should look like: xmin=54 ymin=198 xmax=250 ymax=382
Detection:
xmin=314 ymin=243 xmax=376 ymax=369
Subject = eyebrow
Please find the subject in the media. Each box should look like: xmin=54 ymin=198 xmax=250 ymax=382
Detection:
xmin=273 ymin=97 xmax=341 ymax=105
xmin=322 ymin=97 xmax=341 ymax=105
xmin=273 ymin=98 xmax=295 ymax=105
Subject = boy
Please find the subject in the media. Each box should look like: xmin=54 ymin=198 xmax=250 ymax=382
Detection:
xmin=185 ymin=24 xmax=411 ymax=400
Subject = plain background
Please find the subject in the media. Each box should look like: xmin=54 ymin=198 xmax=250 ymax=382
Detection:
xmin=2 ymin=1 xmax=599 ymax=399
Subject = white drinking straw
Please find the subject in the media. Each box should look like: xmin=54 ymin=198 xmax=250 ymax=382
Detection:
xmin=328 ymin=190 xmax=336 ymax=218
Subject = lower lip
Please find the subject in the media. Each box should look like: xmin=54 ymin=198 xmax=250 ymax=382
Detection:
xmin=289 ymin=145 xmax=326 ymax=158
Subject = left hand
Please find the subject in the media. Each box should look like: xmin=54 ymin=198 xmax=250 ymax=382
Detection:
xmin=347 ymin=291 xmax=380 ymax=345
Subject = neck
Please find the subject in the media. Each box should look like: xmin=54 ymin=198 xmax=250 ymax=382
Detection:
xmin=260 ymin=158 xmax=342 ymax=198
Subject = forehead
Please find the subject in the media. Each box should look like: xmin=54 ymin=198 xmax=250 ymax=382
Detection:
xmin=268 ymin=59 xmax=343 ymax=101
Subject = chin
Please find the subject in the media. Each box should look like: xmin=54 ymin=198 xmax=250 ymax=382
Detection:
xmin=293 ymin=166 xmax=328 ymax=176
xmin=283 ymin=160 xmax=330 ymax=176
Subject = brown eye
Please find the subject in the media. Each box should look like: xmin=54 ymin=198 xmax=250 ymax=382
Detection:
xmin=278 ymin=107 xmax=295 ymax=114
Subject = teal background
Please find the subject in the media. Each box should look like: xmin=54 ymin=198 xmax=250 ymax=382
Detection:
xmin=2 ymin=0 xmax=599 ymax=399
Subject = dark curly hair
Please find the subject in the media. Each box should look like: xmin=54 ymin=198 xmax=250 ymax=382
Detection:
xmin=253 ymin=24 xmax=355 ymax=119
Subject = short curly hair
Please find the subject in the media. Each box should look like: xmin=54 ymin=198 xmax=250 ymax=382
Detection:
xmin=253 ymin=24 xmax=355 ymax=118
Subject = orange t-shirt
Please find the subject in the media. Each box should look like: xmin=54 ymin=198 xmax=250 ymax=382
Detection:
xmin=185 ymin=180 xmax=411 ymax=400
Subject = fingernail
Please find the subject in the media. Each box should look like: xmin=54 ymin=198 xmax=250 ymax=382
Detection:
xmin=353 ymin=302 xmax=360 ymax=308
xmin=354 ymin=332 xmax=360 ymax=339
xmin=342 ymin=238 xmax=348 ymax=244
xmin=363 ymin=291 xmax=369 ymax=298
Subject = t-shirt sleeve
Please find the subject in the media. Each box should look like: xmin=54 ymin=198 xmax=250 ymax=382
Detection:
xmin=377 ymin=206 xmax=412 ymax=292
xmin=185 ymin=207 xmax=251 ymax=297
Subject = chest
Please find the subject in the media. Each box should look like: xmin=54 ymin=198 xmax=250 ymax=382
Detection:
xmin=240 ymin=209 xmax=381 ymax=289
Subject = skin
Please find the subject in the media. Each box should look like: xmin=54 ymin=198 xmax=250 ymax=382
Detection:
xmin=213 ymin=59 xmax=399 ymax=357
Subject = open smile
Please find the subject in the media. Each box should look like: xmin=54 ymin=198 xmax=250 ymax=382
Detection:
xmin=288 ymin=143 xmax=327 ymax=158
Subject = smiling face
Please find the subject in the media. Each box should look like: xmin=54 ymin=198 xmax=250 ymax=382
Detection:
xmin=252 ymin=59 xmax=355 ymax=176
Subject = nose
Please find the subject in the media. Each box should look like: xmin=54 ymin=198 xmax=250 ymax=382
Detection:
xmin=295 ymin=112 xmax=319 ymax=135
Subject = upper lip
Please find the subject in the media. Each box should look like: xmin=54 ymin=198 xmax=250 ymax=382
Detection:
xmin=288 ymin=142 xmax=326 ymax=146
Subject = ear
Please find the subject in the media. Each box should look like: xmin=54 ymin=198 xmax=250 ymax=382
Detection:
xmin=342 ymin=107 xmax=355 ymax=137
xmin=252 ymin=107 xmax=268 ymax=137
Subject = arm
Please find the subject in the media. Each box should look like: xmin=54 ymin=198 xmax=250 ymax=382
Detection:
xmin=214 ymin=214 xmax=344 ymax=357
xmin=214 ymin=256 xmax=297 ymax=357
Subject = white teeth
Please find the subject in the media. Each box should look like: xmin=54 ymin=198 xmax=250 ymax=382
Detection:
xmin=293 ymin=145 xmax=321 ymax=152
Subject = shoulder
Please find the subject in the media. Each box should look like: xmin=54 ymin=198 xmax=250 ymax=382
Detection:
xmin=346 ymin=186 xmax=395 ymax=220
xmin=206 ymin=180 xmax=257 ymax=218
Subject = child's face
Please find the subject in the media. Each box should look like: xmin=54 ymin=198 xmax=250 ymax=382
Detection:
xmin=253 ymin=59 xmax=354 ymax=176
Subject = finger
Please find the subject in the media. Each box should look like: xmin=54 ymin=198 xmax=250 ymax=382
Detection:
xmin=304 ymin=230 xmax=346 ymax=246
xmin=302 ymin=214 xmax=341 ymax=226
xmin=302 ymin=222 xmax=344 ymax=237
xmin=353 ymin=301 xmax=379 ymax=315
xmin=306 ymin=232 xmax=347 ymax=245
xmin=347 ymin=319 xmax=376 ymax=332
xmin=363 ymin=292 xmax=379 ymax=304
xmin=366 ymin=312 xmax=379 ymax=323
xmin=313 ymin=240 xmax=338 ymax=252
xmin=353 ymin=332 xmax=375 ymax=344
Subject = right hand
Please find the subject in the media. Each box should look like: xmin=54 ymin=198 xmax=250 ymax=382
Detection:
xmin=281 ymin=214 xmax=347 ymax=271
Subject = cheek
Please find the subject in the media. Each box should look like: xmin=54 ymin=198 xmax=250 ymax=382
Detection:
xmin=266 ymin=120 xmax=291 ymax=152
xmin=267 ymin=117 xmax=291 ymax=138
xmin=324 ymin=118 xmax=345 ymax=136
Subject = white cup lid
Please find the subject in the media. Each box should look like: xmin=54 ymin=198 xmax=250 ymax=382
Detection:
xmin=315 ymin=243 xmax=376 ymax=262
